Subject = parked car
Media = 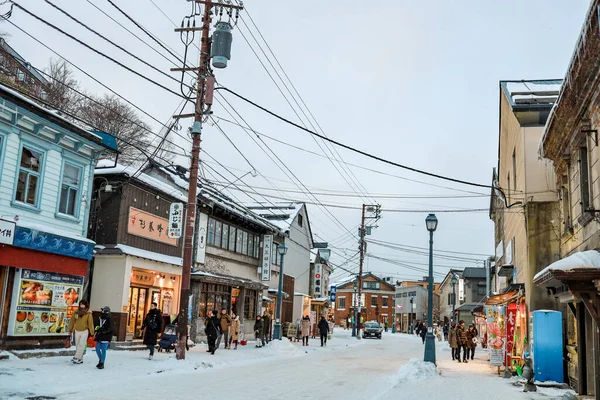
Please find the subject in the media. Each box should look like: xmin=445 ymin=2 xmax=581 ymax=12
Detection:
xmin=363 ymin=321 xmax=383 ymax=339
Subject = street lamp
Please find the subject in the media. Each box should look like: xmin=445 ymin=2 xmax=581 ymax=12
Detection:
xmin=424 ymin=213 xmax=438 ymax=365
xmin=352 ymin=280 xmax=358 ymax=337
xmin=318 ymin=248 xmax=331 ymax=262
xmin=273 ymin=243 xmax=288 ymax=340
xmin=409 ymin=294 xmax=414 ymax=334
xmin=450 ymin=274 xmax=458 ymax=324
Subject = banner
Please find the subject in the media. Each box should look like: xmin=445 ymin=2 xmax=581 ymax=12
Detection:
xmin=486 ymin=305 xmax=506 ymax=366
xmin=261 ymin=235 xmax=273 ymax=281
xmin=196 ymin=213 xmax=209 ymax=264
xmin=505 ymin=303 xmax=517 ymax=367
xmin=313 ymin=264 xmax=323 ymax=296
xmin=8 ymin=269 xmax=84 ymax=336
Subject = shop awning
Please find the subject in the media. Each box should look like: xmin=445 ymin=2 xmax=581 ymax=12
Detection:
xmin=267 ymin=288 xmax=289 ymax=299
xmin=311 ymin=297 xmax=329 ymax=305
xmin=262 ymin=296 xmax=273 ymax=303
xmin=455 ymin=304 xmax=480 ymax=312
xmin=485 ymin=290 xmax=520 ymax=306
xmin=534 ymin=250 xmax=600 ymax=287
xmin=191 ymin=270 xmax=268 ymax=290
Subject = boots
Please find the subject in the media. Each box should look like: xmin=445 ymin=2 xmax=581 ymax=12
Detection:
xmin=96 ymin=362 xmax=104 ymax=369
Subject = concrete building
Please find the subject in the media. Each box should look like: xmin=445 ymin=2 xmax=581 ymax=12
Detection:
xmin=437 ymin=269 xmax=463 ymax=324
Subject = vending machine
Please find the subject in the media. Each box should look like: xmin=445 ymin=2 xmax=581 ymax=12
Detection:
xmin=532 ymin=310 xmax=564 ymax=383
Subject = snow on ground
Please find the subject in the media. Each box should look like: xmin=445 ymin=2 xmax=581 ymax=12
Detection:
xmin=0 ymin=329 xmax=575 ymax=400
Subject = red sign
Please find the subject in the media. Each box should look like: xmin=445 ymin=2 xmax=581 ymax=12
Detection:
xmin=505 ymin=303 xmax=517 ymax=367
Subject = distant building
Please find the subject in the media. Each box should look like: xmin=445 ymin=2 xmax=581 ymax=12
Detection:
xmin=394 ymin=282 xmax=440 ymax=332
xmin=0 ymin=38 xmax=48 ymax=99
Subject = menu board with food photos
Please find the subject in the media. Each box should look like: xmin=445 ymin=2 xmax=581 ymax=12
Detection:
xmin=8 ymin=269 xmax=85 ymax=336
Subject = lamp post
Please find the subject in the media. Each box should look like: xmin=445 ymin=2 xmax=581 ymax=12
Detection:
xmin=409 ymin=294 xmax=414 ymax=334
xmin=273 ymin=243 xmax=288 ymax=340
xmin=352 ymin=280 xmax=358 ymax=337
xmin=424 ymin=213 xmax=438 ymax=364
xmin=450 ymin=274 xmax=458 ymax=324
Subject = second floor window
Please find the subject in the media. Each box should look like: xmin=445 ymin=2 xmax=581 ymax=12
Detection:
xmin=15 ymin=146 xmax=43 ymax=207
xmin=363 ymin=281 xmax=380 ymax=290
xmin=337 ymin=297 xmax=346 ymax=309
xmin=58 ymin=163 xmax=81 ymax=216
xmin=371 ymin=296 xmax=377 ymax=307
xmin=382 ymin=297 xmax=388 ymax=307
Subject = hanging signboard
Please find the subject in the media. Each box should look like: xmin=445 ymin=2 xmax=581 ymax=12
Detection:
xmin=458 ymin=279 xmax=465 ymax=302
xmin=505 ymin=303 xmax=517 ymax=367
xmin=313 ymin=263 xmax=323 ymax=296
xmin=8 ymin=269 xmax=84 ymax=336
xmin=329 ymin=286 xmax=337 ymax=303
xmin=196 ymin=213 xmax=209 ymax=264
xmin=261 ymin=235 xmax=273 ymax=281
xmin=0 ymin=219 xmax=15 ymax=245
xmin=128 ymin=207 xmax=177 ymax=246
xmin=486 ymin=305 xmax=506 ymax=366
xmin=168 ymin=203 xmax=184 ymax=239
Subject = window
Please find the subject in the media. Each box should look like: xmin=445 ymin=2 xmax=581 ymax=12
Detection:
xmin=198 ymin=283 xmax=231 ymax=318
xmin=228 ymin=226 xmax=236 ymax=252
xmin=214 ymin=221 xmax=222 ymax=248
xmin=382 ymin=297 xmax=388 ymax=307
xmin=254 ymin=236 xmax=259 ymax=258
xmin=337 ymin=297 xmax=346 ymax=309
xmin=15 ymin=146 xmax=43 ymax=207
xmin=244 ymin=289 xmax=257 ymax=319
xmin=236 ymin=229 xmax=243 ymax=254
xmin=561 ymin=174 xmax=572 ymax=233
xmin=402 ymin=293 xmax=407 ymax=298
xmin=222 ymin=224 xmax=229 ymax=249
xmin=297 ymin=214 xmax=303 ymax=227
xmin=579 ymin=147 xmax=591 ymax=213
xmin=371 ymin=296 xmax=378 ymax=307
xmin=477 ymin=286 xmax=487 ymax=296
xmin=448 ymin=293 xmax=452 ymax=305
xmin=363 ymin=281 xmax=380 ymax=290
xmin=207 ymin=218 xmax=216 ymax=245
xmin=408 ymin=291 xmax=417 ymax=297
xmin=247 ymin=234 xmax=254 ymax=257
xmin=241 ymin=231 xmax=248 ymax=255
xmin=272 ymin=242 xmax=281 ymax=265
xmin=16 ymin=69 xmax=24 ymax=81
xmin=58 ymin=163 xmax=82 ymax=217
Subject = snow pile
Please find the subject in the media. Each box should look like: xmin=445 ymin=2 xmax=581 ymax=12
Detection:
xmin=262 ymin=339 xmax=305 ymax=357
xmin=394 ymin=358 xmax=440 ymax=383
xmin=534 ymin=250 xmax=600 ymax=281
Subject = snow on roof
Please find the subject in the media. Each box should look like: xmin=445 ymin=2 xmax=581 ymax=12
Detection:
xmin=244 ymin=202 xmax=304 ymax=232
xmin=16 ymin=219 xmax=95 ymax=244
xmin=534 ymin=250 xmax=600 ymax=281
xmin=294 ymin=292 xmax=309 ymax=297
xmin=115 ymin=244 xmax=183 ymax=266
xmin=502 ymin=80 xmax=562 ymax=108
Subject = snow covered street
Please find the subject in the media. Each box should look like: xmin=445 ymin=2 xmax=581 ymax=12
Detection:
xmin=1 ymin=330 xmax=573 ymax=400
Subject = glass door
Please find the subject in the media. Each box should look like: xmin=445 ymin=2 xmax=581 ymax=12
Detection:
xmin=135 ymin=288 xmax=148 ymax=338
xmin=128 ymin=287 xmax=149 ymax=338
xmin=127 ymin=287 xmax=138 ymax=335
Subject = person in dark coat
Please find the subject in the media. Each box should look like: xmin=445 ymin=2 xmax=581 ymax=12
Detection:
xmin=142 ymin=302 xmax=162 ymax=360
xmin=449 ymin=323 xmax=459 ymax=361
xmin=456 ymin=320 xmax=468 ymax=363
xmin=262 ymin=312 xmax=271 ymax=344
xmin=254 ymin=315 xmax=264 ymax=348
xmin=443 ymin=324 xmax=449 ymax=341
xmin=466 ymin=324 xmax=478 ymax=360
xmin=419 ymin=323 xmax=427 ymax=344
xmin=204 ymin=310 xmax=221 ymax=355
xmin=94 ymin=306 xmax=113 ymax=369
xmin=318 ymin=316 xmax=330 ymax=347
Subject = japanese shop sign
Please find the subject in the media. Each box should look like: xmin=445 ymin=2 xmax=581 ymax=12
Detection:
xmin=0 ymin=219 xmax=15 ymax=245
xmin=261 ymin=235 xmax=273 ymax=281
xmin=313 ymin=263 xmax=323 ymax=296
xmin=128 ymin=207 xmax=177 ymax=246
xmin=168 ymin=203 xmax=184 ymax=239
xmin=130 ymin=270 xmax=157 ymax=285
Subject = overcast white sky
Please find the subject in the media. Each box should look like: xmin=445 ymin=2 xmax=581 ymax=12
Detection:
xmin=4 ymin=0 xmax=590 ymax=282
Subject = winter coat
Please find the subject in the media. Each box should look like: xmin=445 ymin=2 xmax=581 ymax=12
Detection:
xmin=94 ymin=313 xmax=113 ymax=342
xmin=229 ymin=317 xmax=241 ymax=341
xmin=253 ymin=319 xmax=263 ymax=334
xmin=262 ymin=315 xmax=271 ymax=335
xmin=317 ymin=319 xmax=329 ymax=335
xmin=466 ymin=328 xmax=477 ymax=349
xmin=142 ymin=309 xmax=163 ymax=346
xmin=205 ymin=316 xmax=221 ymax=338
xmin=449 ymin=327 xmax=458 ymax=348
xmin=301 ymin=317 xmax=311 ymax=336
xmin=68 ymin=309 xmax=95 ymax=333
xmin=419 ymin=324 xmax=427 ymax=338
xmin=456 ymin=325 xmax=468 ymax=347
xmin=220 ymin=313 xmax=232 ymax=331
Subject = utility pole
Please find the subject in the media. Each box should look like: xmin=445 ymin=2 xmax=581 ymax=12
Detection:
xmin=356 ymin=204 xmax=381 ymax=337
xmin=174 ymin=0 xmax=243 ymax=360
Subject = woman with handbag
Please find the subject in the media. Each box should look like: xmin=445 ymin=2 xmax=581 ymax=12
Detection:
xmin=67 ymin=299 xmax=95 ymax=364
xmin=229 ymin=313 xmax=241 ymax=350
xmin=94 ymin=306 xmax=113 ymax=369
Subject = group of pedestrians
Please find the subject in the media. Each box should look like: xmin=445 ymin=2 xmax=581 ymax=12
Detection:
xmin=253 ymin=312 xmax=271 ymax=348
xmin=205 ymin=308 xmax=244 ymax=353
xmin=449 ymin=320 xmax=478 ymax=363
xmin=67 ymin=300 xmax=114 ymax=369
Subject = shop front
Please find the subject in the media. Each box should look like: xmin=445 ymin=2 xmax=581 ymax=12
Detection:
xmin=0 ymin=224 xmax=94 ymax=350
xmin=91 ymin=245 xmax=182 ymax=341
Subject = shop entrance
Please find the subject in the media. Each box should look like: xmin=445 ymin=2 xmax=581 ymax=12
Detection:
xmin=128 ymin=286 xmax=149 ymax=339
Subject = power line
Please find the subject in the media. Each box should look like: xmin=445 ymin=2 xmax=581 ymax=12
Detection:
xmin=367 ymin=238 xmax=492 ymax=258
xmin=215 ymin=86 xmax=493 ymax=190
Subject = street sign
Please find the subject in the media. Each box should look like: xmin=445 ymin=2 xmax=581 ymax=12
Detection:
xmin=261 ymin=235 xmax=273 ymax=281
xmin=329 ymin=286 xmax=337 ymax=303
xmin=168 ymin=203 xmax=184 ymax=239
xmin=0 ymin=219 xmax=15 ymax=245
xmin=313 ymin=263 xmax=322 ymax=295
xmin=313 ymin=242 xmax=328 ymax=249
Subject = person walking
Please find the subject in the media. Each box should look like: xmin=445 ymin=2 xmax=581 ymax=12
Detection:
xmin=229 ymin=313 xmax=241 ymax=350
xmin=142 ymin=302 xmax=162 ymax=360
xmin=217 ymin=308 xmax=232 ymax=349
xmin=318 ymin=316 xmax=330 ymax=347
xmin=301 ymin=315 xmax=311 ymax=346
xmin=443 ymin=324 xmax=449 ymax=341
xmin=262 ymin=312 xmax=271 ymax=343
xmin=205 ymin=310 xmax=221 ymax=354
xmin=67 ymin=299 xmax=95 ymax=364
xmin=93 ymin=306 xmax=113 ymax=369
xmin=254 ymin=315 xmax=264 ymax=348
xmin=449 ymin=323 xmax=459 ymax=361
xmin=456 ymin=320 xmax=469 ymax=363
xmin=466 ymin=324 xmax=478 ymax=360
xmin=419 ymin=323 xmax=427 ymax=344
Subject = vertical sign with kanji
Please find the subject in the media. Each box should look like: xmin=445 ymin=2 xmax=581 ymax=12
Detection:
xmin=313 ymin=263 xmax=323 ymax=296
xmin=168 ymin=203 xmax=183 ymax=239
xmin=261 ymin=235 xmax=273 ymax=281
